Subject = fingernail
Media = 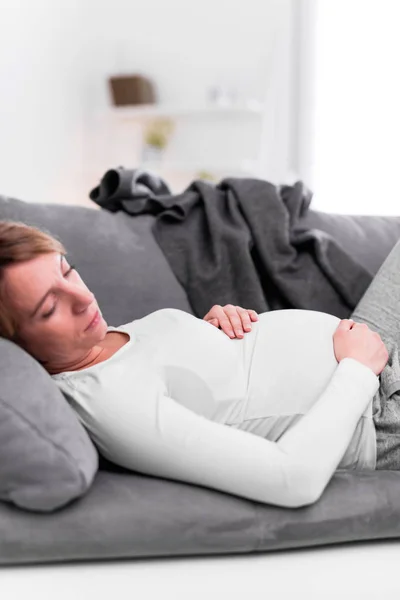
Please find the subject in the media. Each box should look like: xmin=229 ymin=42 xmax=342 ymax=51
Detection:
xmin=235 ymin=329 xmax=243 ymax=337
xmin=244 ymin=325 xmax=251 ymax=331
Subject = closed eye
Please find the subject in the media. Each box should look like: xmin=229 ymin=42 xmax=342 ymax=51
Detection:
xmin=42 ymin=265 xmax=76 ymax=319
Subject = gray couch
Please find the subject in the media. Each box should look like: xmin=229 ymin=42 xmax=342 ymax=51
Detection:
xmin=2 ymin=193 xmax=400 ymax=566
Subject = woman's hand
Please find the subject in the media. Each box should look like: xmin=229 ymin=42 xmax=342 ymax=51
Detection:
xmin=333 ymin=319 xmax=389 ymax=376
xmin=203 ymin=304 xmax=259 ymax=338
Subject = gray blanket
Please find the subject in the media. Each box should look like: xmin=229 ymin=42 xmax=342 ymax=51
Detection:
xmin=89 ymin=167 xmax=373 ymax=319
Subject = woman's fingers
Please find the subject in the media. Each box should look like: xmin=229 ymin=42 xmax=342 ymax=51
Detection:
xmin=220 ymin=305 xmax=258 ymax=338
xmin=204 ymin=304 xmax=259 ymax=338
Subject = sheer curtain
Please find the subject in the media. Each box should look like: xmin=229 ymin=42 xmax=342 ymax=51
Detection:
xmin=301 ymin=0 xmax=400 ymax=215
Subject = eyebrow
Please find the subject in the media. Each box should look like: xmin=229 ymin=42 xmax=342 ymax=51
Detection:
xmin=29 ymin=254 xmax=64 ymax=319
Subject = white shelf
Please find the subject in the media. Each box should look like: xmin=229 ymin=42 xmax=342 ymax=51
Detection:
xmin=96 ymin=100 xmax=266 ymax=190
xmin=109 ymin=100 xmax=265 ymax=121
xmin=139 ymin=159 xmax=259 ymax=175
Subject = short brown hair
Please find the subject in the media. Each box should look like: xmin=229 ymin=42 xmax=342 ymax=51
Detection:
xmin=0 ymin=220 xmax=66 ymax=342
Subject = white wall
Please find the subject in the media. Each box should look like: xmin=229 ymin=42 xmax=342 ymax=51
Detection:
xmin=0 ymin=0 xmax=86 ymax=205
xmin=0 ymin=0 xmax=297 ymax=206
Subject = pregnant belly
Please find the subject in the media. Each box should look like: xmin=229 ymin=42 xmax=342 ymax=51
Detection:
xmin=236 ymin=309 xmax=342 ymax=422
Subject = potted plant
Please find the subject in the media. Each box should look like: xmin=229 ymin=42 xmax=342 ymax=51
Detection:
xmin=142 ymin=118 xmax=174 ymax=164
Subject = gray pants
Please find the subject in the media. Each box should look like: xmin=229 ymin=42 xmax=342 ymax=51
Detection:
xmin=350 ymin=236 xmax=400 ymax=470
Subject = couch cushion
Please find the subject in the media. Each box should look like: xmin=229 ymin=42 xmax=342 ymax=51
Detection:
xmin=296 ymin=208 xmax=400 ymax=276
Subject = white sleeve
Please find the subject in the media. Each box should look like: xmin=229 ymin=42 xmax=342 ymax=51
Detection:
xmin=92 ymin=357 xmax=380 ymax=509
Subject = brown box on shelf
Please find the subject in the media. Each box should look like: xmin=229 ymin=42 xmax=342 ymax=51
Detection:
xmin=108 ymin=74 xmax=156 ymax=106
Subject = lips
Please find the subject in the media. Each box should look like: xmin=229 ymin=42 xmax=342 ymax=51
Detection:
xmin=86 ymin=309 xmax=100 ymax=330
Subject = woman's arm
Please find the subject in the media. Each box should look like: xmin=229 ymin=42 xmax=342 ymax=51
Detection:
xmin=93 ymin=357 xmax=379 ymax=509
xmin=276 ymin=357 xmax=379 ymax=502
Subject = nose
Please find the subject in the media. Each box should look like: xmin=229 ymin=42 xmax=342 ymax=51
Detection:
xmin=69 ymin=281 xmax=95 ymax=308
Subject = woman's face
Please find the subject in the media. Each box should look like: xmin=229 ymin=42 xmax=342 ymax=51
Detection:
xmin=4 ymin=251 xmax=108 ymax=372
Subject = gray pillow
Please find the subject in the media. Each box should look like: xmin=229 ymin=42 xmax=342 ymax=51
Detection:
xmin=0 ymin=337 xmax=98 ymax=512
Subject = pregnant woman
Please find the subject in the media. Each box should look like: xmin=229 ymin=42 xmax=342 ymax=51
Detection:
xmin=1 ymin=220 xmax=399 ymax=509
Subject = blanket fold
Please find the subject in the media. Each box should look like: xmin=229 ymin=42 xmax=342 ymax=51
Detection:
xmin=89 ymin=167 xmax=373 ymax=319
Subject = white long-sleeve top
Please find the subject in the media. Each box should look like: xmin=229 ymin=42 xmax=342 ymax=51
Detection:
xmin=51 ymin=308 xmax=380 ymax=508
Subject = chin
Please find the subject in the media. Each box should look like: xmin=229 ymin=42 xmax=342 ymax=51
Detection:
xmin=100 ymin=317 xmax=108 ymax=334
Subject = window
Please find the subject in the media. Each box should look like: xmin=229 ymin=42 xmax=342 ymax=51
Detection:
xmin=306 ymin=0 xmax=400 ymax=215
